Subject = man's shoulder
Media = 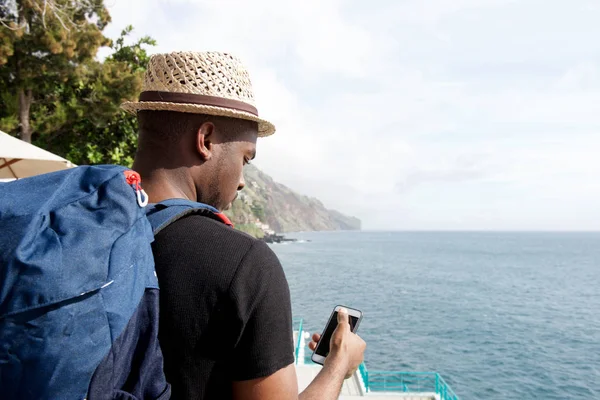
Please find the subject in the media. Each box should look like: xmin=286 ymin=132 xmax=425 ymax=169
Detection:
xmin=168 ymin=214 xmax=260 ymax=240
xmin=154 ymin=213 xmax=273 ymax=263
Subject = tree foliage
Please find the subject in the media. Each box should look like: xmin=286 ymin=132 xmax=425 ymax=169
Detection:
xmin=0 ymin=0 xmax=155 ymax=166
xmin=35 ymin=26 xmax=155 ymax=166
xmin=0 ymin=0 xmax=111 ymax=142
xmin=250 ymin=204 xmax=266 ymax=222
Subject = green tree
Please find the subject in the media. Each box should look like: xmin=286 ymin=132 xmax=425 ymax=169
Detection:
xmin=250 ymin=204 xmax=266 ymax=222
xmin=0 ymin=0 xmax=111 ymax=143
xmin=34 ymin=26 xmax=155 ymax=166
xmin=0 ymin=0 xmax=155 ymax=166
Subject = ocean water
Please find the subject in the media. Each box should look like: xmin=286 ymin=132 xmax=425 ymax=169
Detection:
xmin=269 ymin=231 xmax=600 ymax=400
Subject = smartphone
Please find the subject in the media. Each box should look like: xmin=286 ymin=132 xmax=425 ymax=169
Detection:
xmin=311 ymin=305 xmax=363 ymax=365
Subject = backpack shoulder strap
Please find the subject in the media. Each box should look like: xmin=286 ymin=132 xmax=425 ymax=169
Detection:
xmin=146 ymin=198 xmax=233 ymax=236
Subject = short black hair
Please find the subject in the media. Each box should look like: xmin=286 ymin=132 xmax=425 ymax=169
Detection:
xmin=136 ymin=110 xmax=258 ymax=150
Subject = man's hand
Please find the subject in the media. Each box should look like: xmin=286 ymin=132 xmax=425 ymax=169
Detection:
xmin=233 ymin=308 xmax=366 ymax=400
xmin=327 ymin=308 xmax=366 ymax=378
xmin=308 ymin=308 xmax=366 ymax=379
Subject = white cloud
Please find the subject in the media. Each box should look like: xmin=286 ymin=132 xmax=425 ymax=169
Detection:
xmin=555 ymin=62 xmax=600 ymax=92
xmin=101 ymin=0 xmax=600 ymax=230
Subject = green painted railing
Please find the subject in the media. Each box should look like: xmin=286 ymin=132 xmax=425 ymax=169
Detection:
xmin=305 ymin=358 xmax=459 ymax=398
xmin=366 ymin=368 xmax=460 ymax=399
xmin=292 ymin=317 xmax=303 ymax=365
xmin=292 ymin=318 xmax=459 ymax=399
xmin=358 ymin=362 xmax=369 ymax=392
xmin=435 ymin=373 xmax=461 ymax=400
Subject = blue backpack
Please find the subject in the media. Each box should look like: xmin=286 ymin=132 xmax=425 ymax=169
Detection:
xmin=0 ymin=165 xmax=232 ymax=400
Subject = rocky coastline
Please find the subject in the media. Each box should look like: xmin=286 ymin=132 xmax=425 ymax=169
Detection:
xmin=261 ymin=232 xmax=297 ymax=244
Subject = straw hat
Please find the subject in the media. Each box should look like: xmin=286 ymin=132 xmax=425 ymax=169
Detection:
xmin=121 ymin=51 xmax=275 ymax=136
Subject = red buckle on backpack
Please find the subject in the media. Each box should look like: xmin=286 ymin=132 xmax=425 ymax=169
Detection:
xmin=124 ymin=170 xmax=142 ymax=190
xmin=124 ymin=170 xmax=148 ymax=207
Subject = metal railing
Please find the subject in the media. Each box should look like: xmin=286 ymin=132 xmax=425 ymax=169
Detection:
xmin=292 ymin=317 xmax=303 ymax=364
xmin=435 ymin=373 xmax=461 ymax=400
xmin=291 ymin=318 xmax=460 ymax=399
xmin=358 ymin=362 xmax=369 ymax=393
xmin=368 ymin=370 xmax=434 ymax=392
xmin=367 ymin=369 xmax=460 ymax=399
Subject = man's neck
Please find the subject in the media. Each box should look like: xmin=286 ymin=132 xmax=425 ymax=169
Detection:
xmin=132 ymin=161 xmax=197 ymax=204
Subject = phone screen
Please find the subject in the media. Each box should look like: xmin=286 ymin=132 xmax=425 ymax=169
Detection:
xmin=314 ymin=311 xmax=360 ymax=358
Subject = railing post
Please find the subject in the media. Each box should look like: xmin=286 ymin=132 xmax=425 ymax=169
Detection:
xmin=295 ymin=319 xmax=303 ymax=365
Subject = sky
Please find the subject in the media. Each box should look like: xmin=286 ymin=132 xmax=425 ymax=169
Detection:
xmin=99 ymin=0 xmax=600 ymax=231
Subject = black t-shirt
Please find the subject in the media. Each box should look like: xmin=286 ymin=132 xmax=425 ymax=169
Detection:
xmin=152 ymin=215 xmax=295 ymax=400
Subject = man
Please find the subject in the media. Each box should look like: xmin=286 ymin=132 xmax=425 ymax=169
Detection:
xmin=122 ymin=51 xmax=366 ymax=400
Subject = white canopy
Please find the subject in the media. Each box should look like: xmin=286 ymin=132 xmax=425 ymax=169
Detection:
xmin=0 ymin=130 xmax=75 ymax=179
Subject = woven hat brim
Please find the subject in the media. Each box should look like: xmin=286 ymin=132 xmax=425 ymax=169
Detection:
xmin=121 ymin=101 xmax=275 ymax=137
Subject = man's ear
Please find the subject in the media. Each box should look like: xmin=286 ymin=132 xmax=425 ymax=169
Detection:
xmin=196 ymin=122 xmax=215 ymax=161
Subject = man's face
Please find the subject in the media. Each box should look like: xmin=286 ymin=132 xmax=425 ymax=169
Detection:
xmin=205 ymin=133 xmax=257 ymax=212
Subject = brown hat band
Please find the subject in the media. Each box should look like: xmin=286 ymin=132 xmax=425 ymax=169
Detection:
xmin=138 ymin=91 xmax=258 ymax=116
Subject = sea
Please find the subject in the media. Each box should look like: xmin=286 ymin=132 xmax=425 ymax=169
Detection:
xmin=269 ymin=231 xmax=600 ymax=400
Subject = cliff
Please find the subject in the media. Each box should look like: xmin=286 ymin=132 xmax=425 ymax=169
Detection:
xmin=225 ymin=165 xmax=361 ymax=237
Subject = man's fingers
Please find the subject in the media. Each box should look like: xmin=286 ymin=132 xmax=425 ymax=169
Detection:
xmin=307 ymin=333 xmax=321 ymax=352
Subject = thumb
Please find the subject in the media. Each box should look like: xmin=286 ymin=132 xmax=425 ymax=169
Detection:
xmin=337 ymin=307 xmax=350 ymax=328
xmin=330 ymin=308 xmax=350 ymax=353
